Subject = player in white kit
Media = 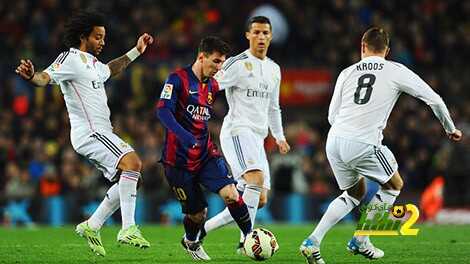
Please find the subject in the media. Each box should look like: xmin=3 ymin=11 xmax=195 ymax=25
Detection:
xmin=299 ymin=27 xmax=463 ymax=264
xmin=15 ymin=10 xmax=154 ymax=256
xmin=200 ymin=16 xmax=290 ymax=252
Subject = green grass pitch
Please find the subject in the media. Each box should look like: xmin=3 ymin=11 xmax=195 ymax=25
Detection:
xmin=0 ymin=224 xmax=469 ymax=263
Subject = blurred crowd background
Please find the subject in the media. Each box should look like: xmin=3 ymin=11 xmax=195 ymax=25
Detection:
xmin=0 ymin=0 xmax=469 ymax=227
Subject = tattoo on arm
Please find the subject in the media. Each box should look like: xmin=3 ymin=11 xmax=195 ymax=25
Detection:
xmin=107 ymin=55 xmax=131 ymax=77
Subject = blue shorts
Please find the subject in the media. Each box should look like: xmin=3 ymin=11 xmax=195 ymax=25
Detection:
xmin=164 ymin=157 xmax=236 ymax=214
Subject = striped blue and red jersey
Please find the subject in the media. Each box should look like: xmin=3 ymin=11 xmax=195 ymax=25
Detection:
xmin=157 ymin=66 xmax=221 ymax=172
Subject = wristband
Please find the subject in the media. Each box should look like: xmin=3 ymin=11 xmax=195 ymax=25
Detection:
xmin=26 ymin=73 xmax=34 ymax=81
xmin=126 ymin=47 xmax=141 ymax=62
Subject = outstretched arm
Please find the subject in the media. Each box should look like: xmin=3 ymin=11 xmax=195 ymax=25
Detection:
xmin=15 ymin=59 xmax=50 ymax=86
xmin=107 ymin=33 xmax=154 ymax=77
xmin=398 ymin=66 xmax=462 ymax=141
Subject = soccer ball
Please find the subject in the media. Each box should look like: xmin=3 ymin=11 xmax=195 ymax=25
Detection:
xmin=243 ymin=228 xmax=279 ymax=261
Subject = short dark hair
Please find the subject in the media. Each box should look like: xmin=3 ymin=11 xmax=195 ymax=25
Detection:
xmin=63 ymin=10 xmax=106 ymax=48
xmin=246 ymin=16 xmax=271 ymax=32
xmin=198 ymin=36 xmax=230 ymax=56
xmin=362 ymin=27 xmax=389 ymax=53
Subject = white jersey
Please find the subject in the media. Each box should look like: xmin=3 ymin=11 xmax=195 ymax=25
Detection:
xmin=329 ymin=56 xmax=456 ymax=146
xmin=44 ymin=48 xmax=112 ymax=141
xmin=215 ymin=50 xmax=285 ymax=141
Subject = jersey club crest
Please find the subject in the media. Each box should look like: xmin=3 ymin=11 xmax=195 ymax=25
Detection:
xmin=207 ymin=92 xmax=213 ymax=104
xmin=80 ymin=53 xmax=87 ymax=64
xmin=244 ymin=62 xmax=253 ymax=71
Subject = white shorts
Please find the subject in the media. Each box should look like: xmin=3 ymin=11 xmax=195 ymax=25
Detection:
xmin=326 ymin=135 xmax=398 ymax=190
xmin=73 ymin=131 xmax=134 ymax=182
xmin=220 ymin=130 xmax=270 ymax=190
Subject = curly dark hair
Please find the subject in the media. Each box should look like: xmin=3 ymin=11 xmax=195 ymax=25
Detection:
xmin=63 ymin=10 xmax=106 ymax=48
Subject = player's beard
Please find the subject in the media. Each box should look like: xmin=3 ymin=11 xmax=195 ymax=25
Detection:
xmin=94 ymin=46 xmax=103 ymax=55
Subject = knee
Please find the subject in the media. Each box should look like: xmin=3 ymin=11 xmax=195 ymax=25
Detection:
xmin=346 ymin=188 xmax=366 ymax=201
xmin=119 ymin=152 xmax=142 ymax=172
xmin=188 ymin=209 xmax=207 ymax=224
xmin=392 ymin=176 xmax=404 ymax=191
xmin=346 ymin=190 xmax=365 ymax=202
xmin=244 ymin=170 xmax=264 ymax=187
xmin=346 ymin=180 xmax=367 ymax=202
xmin=222 ymin=190 xmax=239 ymax=205
xmin=383 ymin=172 xmax=404 ymax=191
xmin=219 ymin=184 xmax=240 ymax=205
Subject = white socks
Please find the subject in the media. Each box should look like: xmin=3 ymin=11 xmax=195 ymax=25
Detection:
xmin=119 ymin=170 xmax=140 ymax=229
xmin=355 ymin=188 xmax=400 ymax=243
xmin=204 ymin=207 xmax=233 ymax=232
xmin=239 ymin=184 xmax=262 ymax=241
xmin=88 ymin=183 xmax=120 ymax=230
xmin=243 ymin=184 xmax=262 ymax=226
xmin=204 ymin=184 xmax=262 ymax=240
xmin=309 ymin=191 xmax=360 ymax=244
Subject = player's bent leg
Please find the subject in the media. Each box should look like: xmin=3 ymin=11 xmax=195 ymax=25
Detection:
xmin=219 ymin=184 xmax=253 ymax=256
xmin=202 ymin=207 xmax=233 ymax=239
xmin=312 ymin=179 xmax=364 ymax=243
xmin=185 ymin=209 xmax=207 ymax=241
xmin=182 ymin=209 xmax=211 ymax=261
xmin=202 ymin=188 xmax=262 ymax=246
xmin=76 ymin=182 xmax=121 ymax=256
xmin=235 ymin=170 xmax=264 ymax=252
xmin=88 ymin=183 xmax=120 ymax=230
xmin=202 ymin=186 xmax=267 ymax=250
xmin=301 ymin=179 xmax=364 ymax=264
xmin=116 ymin=152 xmax=150 ymax=248
xmin=241 ymin=171 xmax=264 ymax=223
xmin=219 ymin=184 xmax=252 ymax=237
xmin=76 ymin=221 xmax=106 ymax=256
xmin=236 ymin=185 xmax=267 ymax=254
xmin=349 ymin=172 xmax=403 ymax=259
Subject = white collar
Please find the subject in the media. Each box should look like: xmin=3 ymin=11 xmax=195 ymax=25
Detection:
xmin=245 ymin=49 xmax=268 ymax=62
xmin=70 ymin=47 xmax=96 ymax=59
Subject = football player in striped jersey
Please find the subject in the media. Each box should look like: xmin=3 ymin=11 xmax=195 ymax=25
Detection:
xmin=157 ymin=36 xmax=253 ymax=260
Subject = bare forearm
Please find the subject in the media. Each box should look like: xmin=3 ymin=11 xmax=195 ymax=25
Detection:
xmin=107 ymin=55 xmax=131 ymax=77
xmin=107 ymin=34 xmax=152 ymax=77
xmin=30 ymin=72 xmax=51 ymax=87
